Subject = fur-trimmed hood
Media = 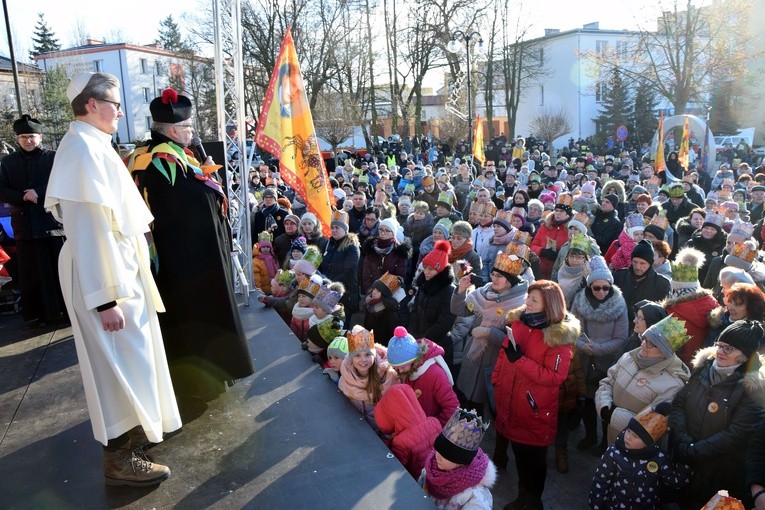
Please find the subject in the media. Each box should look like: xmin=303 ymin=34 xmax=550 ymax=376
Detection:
xmin=662 ymin=288 xmax=712 ymax=308
xmin=362 ymin=236 xmax=412 ymax=258
xmin=707 ymin=306 xmax=727 ymax=329
xmin=506 ymin=306 xmax=581 ymax=348
xmin=691 ymin=346 xmax=765 ymax=393
xmin=571 ymin=285 xmax=627 ymax=322
xmin=602 ymin=178 xmax=627 ymax=203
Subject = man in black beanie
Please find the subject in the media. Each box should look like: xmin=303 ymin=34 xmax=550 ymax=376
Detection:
xmin=0 ymin=114 xmax=66 ymax=325
xmin=591 ymin=192 xmax=623 ymax=254
xmin=613 ymin=240 xmax=671 ymax=331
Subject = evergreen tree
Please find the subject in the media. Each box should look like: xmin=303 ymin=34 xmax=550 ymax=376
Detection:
xmin=592 ymin=68 xmax=633 ymax=148
xmin=39 ymin=67 xmax=74 ymax=147
xmin=632 ymin=79 xmax=658 ymax=148
xmin=29 ymin=13 xmax=61 ymax=61
xmin=156 ymin=16 xmax=189 ymax=52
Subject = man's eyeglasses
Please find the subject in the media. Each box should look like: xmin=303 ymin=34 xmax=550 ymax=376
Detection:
xmin=97 ymin=98 xmax=121 ymax=111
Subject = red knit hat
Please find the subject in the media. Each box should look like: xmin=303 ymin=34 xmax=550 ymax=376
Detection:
xmin=422 ymin=240 xmax=451 ymax=273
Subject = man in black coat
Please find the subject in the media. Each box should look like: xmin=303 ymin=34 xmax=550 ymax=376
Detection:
xmin=272 ymin=214 xmax=301 ymax=266
xmin=612 ymin=240 xmax=671 ymax=331
xmin=0 ymin=115 xmax=65 ymax=324
xmin=591 ymin=193 xmax=622 ymax=254
xmin=251 ymin=187 xmax=290 ymax=241
xmin=662 ymin=183 xmax=695 ymax=228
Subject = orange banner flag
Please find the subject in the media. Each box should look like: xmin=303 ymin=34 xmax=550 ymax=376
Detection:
xmin=677 ymin=115 xmax=690 ymax=171
xmin=255 ymin=27 xmax=333 ymax=236
xmin=655 ymin=111 xmax=666 ymax=172
xmin=472 ymin=116 xmax=485 ymax=165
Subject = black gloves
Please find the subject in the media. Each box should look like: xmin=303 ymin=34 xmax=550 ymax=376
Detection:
xmin=504 ymin=342 xmax=523 ymax=362
xmin=600 ymin=405 xmax=616 ymax=424
xmin=540 ymin=248 xmax=558 ymax=260
xmin=675 ymin=441 xmax=696 ymax=462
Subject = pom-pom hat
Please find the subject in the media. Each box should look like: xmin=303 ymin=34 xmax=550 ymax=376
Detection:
xmin=291 ymin=236 xmax=308 ymax=255
xmin=150 ymin=88 xmax=193 ymax=123
xmin=422 ymin=240 xmax=451 ymax=273
xmin=434 ymin=408 xmax=489 ymax=465
xmin=387 ymin=327 xmax=420 ymax=367
xmin=642 ymin=315 xmax=689 ymax=359
xmin=669 ymin=247 xmax=705 ymax=298
xmin=586 ymin=256 xmax=613 ymax=285
xmin=627 ymin=402 xmax=672 ymax=447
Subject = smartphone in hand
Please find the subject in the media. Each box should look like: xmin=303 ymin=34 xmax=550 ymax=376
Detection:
xmin=505 ymin=326 xmax=517 ymax=349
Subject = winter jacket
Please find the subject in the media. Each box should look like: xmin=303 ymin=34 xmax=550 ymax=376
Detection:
xmin=674 ymin=217 xmax=697 ymax=249
xmin=418 ymin=454 xmax=497 ymax=510
xmin=589 ymin=432 xmax=692 ymax=510
xmin=605 ymin=230 xmax=637 ymax=271
xmin=404 ymin=339 xmax=459 ymax=426
xmin=403 ymin=214 xmax=434 ymax=252
xmin=551 ymin=236 xmax=601 ymax=280
xmin=320 ymin=233 xmax=360 ymax=316
xmin=683 ymin=230 xmax=726 ymax=285
xmin=363 ymin=297 xmax=402 ymax=347
xmin=570 ymin=286 xmax=630 ymax=397
xmin=338 ymin=344 xmax=398 ymax=430
xmin=491 ymin=307 xmax=580 ymax=446
xmin=669 ymin=347 xmax=765 ymax=508
xmin=613 ymin=267 xmax=672 ymax=328
xmin=302 ymin=230 xmax=328 ymax=254
xmin=559 ymin=348 xmax=586 ymax=413
xmin=361 ymin=238 xmax=412 ymax=293
xmin=662 ymin=290 xmax=721 ymax=365
xmin=453 ymin=281 xmax=529 ymax=404
xmin=595 ymin=348 xmax=690 ymax=444
xmin=252 ymin=254 xmax=274 ymax=295
xmin=553 ymin=262 xmax=586 ymax=308
xmin=662 ymin=197 xmax=695 ymax=228
xmin=591 ymin=208 xmax=622 ymax=255
xmin=272 ymin=231 xmax=300 ymax=267
xmin=376 ymin=385 xmax=442 ymax=479
xmin=409 ymin=267 xmax=457 ymax=366
xmin=530 ymin=216 xmax=570 ymax=279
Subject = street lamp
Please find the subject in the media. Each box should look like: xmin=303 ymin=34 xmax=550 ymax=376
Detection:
xmin=447 ymin=30 xmax=483 ymax=160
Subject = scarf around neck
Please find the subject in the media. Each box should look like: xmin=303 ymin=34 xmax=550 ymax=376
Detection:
xmin=424 ymin=448 xmax=489 ymax=500
xmin=449 ymin=239 xmax=474 ymax=263
xmin=710 ymin=359 xmax=742 ymax=385
xmin=520 ymin=311 xmax=549 ymax=329
xmin=374 ymin=237 xmax=395 ymax=256
xmin=492 ymin=230 xmax=514 ymax=245
xmin=636 ymin=351 xmax=665 ymax=369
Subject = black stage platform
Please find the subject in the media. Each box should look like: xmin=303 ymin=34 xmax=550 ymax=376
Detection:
xmin=0 ymin=303 xmax=435 ymax=509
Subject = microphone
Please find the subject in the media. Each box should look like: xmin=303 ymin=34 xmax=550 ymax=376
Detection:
xmin=191 ymin=135 xmax=208 ymax=162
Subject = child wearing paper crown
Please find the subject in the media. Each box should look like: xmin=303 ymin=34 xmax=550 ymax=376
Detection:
xmin=322 ymin=336 xmax=348 ymax=384
xmin=291 ymin=274 xmax=322 ymax=343
xmin=306 ymin=281 xmax=345 ymax=363
xmin=363 ymin=272 xmax=406 ymax=346
xmin=588 ymin=402 xmax=692 ymax=510
xmin=338 ymin=325 xmax=398 ymax=432
xmin=375 ymin=384 xmax=443 ymax=479
xmin=252 ymin=232 xmax=279 ymax=294
xmin=387 ymin=326 xmax=459 ymax=426
xmin=418 ymin=408 xmax=496 ymax=510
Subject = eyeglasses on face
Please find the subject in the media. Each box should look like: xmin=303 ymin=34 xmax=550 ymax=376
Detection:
xmin=715 ymin=342 xmax=737 ymax=355
xmin=591 ymin=285 xmax=611 ymax=292
xmin=96 ymin=98 xmax=121 ymax=111
xmin=641 ymin=337 xmax=656 ymax=349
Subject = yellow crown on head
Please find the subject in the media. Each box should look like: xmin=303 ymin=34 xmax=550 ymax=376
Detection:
xmin=650 ymin=210 xmax=669 ymax=229
xmin=556 ymin=193 xmax=574 ymax=208
xmin=494 ymin=243 xmax=529 ymax=276
xmin=569 ymin=232 xmax=591 ymax=253
xmin=494 ymin=209 xmax=512 ymax=223
xmin=297 ymin=277 xmax=322 ymax=298
xmin=510 ymin=229 xmax=532 ymax=246
xmin=470 ymin=202 xmax=497 ymax=217
xmin=732 ymin=242 xmax=757 ymax=264
xmin=347 ymin=325 xmax=375 ymax=353
xmin=332 ymin=209 xmax=349 ymax=224
xmin=377 ymin=271 xmax=401 ymax=294
xmin=573 ymin=211 xmax=591 ymax=227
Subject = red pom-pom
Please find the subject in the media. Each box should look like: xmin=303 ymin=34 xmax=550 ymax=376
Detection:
xmin=394 ymin=326 xmax=408 ymax=338
xmin=161 ymin=88 xmax=178 ymax=105
xmin=433 ymin=240 xmax=452 ymax=255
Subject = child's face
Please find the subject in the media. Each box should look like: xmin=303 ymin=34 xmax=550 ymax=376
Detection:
xmin=632 ymin=230 xmax=644 ymax=242
xmin=581 ymin=191 xmax=592 ymax=199
xmin=370 ymin=288 xmax=382 ymax=300
xmin=328 ymin=356 xmax=343 ymax=372
xmin=623 ymin=429 xmax=646 ymax=450
xmin=261 ymin=246 xmax=271 ymax=254
xmin=393 ymin=361 xmax=414 ymax=376
xmin=510 ymin=216 xmax=523 ymax=228
xmin=273 ymin=282 xmax=287 ymax=294
xmin=352 ymin=351 xmax=374 ymax=375
xmin=297 ymin=294 xmax=312 ymax=307
xmin=292 ymin=249 xmax=303 ymax=260
xmin=435 ymin=451 xmax=461 ymax=471
xmin=312 ymin=304 xmax=328 ymax=319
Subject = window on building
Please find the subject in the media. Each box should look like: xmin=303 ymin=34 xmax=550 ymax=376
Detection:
xmin=595 ymin=82 xmax=607 ymax=103
xmin=540 ymin=85 xmax=544 ymax=106
xmin=155 ymin=61 xmax=162 ymax=75
xmin=92 ymin=60 xmax=103 ymax=72
xmin=616 ymin=41 xmax=629 ymax=59
xmin=539 ymin=48 xmax=544 ymax=66
xmin=596 ymin=40 xmax=609 ymax=57
xmin=146 ymin=116 xmax=153 ymax=131
xmin=143 ymin=88 xmax=151 ymax=102
xmin=140 ymin=59 xmax=148 ymax=74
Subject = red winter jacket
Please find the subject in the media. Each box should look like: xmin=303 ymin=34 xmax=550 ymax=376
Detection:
xmin=405 ymin=339 xmax=459 ymax=426
xmin=492 ymin=308 xmax=579 ymax=446
xmin=530 ymin=216 xmax=570 ymax=279
xmin=376 ymin=385 xmax=442 ymax=479
xmin=664 ymin=290 xmax=721 ymax=365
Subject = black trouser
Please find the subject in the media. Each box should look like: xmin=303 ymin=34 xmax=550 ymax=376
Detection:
xmin=511 ymin=440 xmax=549 ymax=499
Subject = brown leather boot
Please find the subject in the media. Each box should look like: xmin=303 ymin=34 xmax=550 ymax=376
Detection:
xmin=555 ymin=446 xmax=569 ymax=474
xmin=103 ymin=443 xmax=170 ymax=486
xmin=127 ymin=426 xmax=155 ymax=461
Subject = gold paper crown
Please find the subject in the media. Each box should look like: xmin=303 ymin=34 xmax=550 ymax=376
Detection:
xmin=331 ymin=209 xmax=349 ymax=225
xmin=649 ymin=210 xmax=669 ymax=229
xmin=731 ymin=242 xmax=757 ymax=264
xmin=573 ymin=211 xmax=592 ymax=227
xmin=510 ymin=229 xmax=532 ymax=246
xmin=422 ymin=176 xmax=435 ymax=186
xmin=470 ymin=202 xmax=497 ymax=216
xmin=297 ymin=277 xmax=322 ymax=298
xmin=494 ymin=243 xmax=529 ymax=276
xmin=440 ymin=408 xmax=489 ymax=453
xmin=377 ymin=271 xmax=401 ymax=293
xmin=347 ymin=326 xmax=375 ymax=353
xmin=556 ymin=193 xmax=574 ymax=208
xmin=509 ymin=206 xmax=527 ymax=218
xmin=568 ymin=232 xmax=591 ymax=253
xmin=717 ymin=189 xmax=732 ymax=200
xmin=494 ymin=209 xmax=512 ymax=224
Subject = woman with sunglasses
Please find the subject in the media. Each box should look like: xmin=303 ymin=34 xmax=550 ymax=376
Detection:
xmin=570 ymin=256 xmax=629 ymax=455
xmin=595 ymin=314 xmax=690 ymax=446
xmin=670 ymin=320 xmax=765 ymax=509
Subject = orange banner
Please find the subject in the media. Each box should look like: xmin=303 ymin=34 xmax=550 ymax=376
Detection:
xmin=677 ymin=115 xmax=690 ymax=172
xmin=255 ymin=27 xmax=333 ymax=236
xmin=472 ymin=116 xmax=485 ymax=165
xmin=655 ymin=111 xmax=666 ymax=172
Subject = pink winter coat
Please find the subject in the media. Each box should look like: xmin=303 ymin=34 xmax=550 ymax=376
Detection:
xmin=376 ymin=385 xmax=443 ymax=479
xmin=404 ymin=339 xmax=459 ymax=426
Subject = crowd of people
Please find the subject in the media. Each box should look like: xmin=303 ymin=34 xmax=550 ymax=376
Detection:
xmin=251 ymin=137 xmax=765 ymax=509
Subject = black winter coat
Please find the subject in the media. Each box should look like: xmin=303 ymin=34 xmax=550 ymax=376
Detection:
xmin=612 ymin=267 xmax=671 ymax=330
xmin=670 ymin=347 xmax=765 ymax=509
xmin=320 ymin=233 xmax=361 ymax=315
xmin=684 ymin=230 xmax=726 ymax=284
xmin=408 ymin=267 xmax=457 ymax=364
xmin=662 ymin=197 xmax=695 ymax=228
xmin=273 ymin=231 xmax=300 ymax=267
xmin=591 ymin=209 xmax=622 ymax=255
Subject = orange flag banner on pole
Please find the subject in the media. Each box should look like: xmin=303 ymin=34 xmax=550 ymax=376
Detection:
xmin=255 ymin=27 xmax=333 ymax=236
xmin=677 ymin=115 xmax=690 ymax=172
xmin=472 ymin=116 xmax=485 ymax=165
xmin=655 ymin=111 xmax=666 ymax=172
